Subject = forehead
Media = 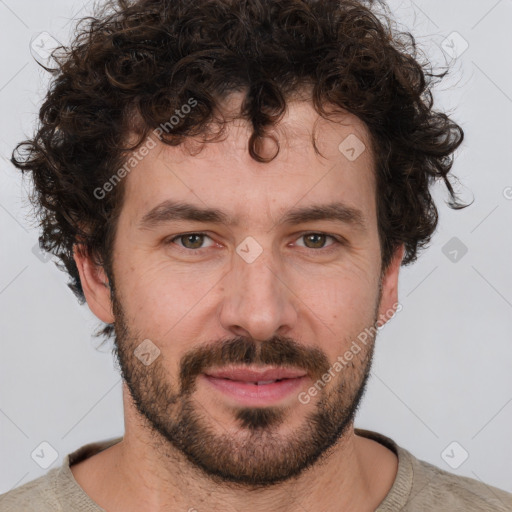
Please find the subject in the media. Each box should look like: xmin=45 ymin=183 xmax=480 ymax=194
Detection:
xmin=119 ymin=97 xmax=376 ymax=228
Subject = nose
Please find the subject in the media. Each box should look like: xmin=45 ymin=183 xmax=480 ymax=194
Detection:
xmin=218 ymin=247 xmax=298 ymax=342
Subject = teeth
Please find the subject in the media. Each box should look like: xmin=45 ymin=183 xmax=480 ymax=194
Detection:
xmin=255 ymin=380 xmax=277 ymax=385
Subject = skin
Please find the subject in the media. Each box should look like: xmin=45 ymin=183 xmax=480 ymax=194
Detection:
xmin=71 ymin=92 xmax=403 ymax=512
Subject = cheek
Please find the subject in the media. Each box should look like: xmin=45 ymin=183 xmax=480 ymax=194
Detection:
xmin=113 ymin=235 xmax=381 ymax=352
xmin=291 ymin=267 xmax=381 ymax=364
xmin=116 ymin=259 xmax=220 ymax=339
xmin=292 ymin=256 xmax=380 ymax=313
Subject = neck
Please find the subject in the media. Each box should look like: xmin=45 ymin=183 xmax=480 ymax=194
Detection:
xmin=71 ymin=389 xmax=398 ymax=512
xmin=117 ymin=428 xmax=368 ymax=512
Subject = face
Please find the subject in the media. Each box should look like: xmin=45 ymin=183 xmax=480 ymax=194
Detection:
xmin=80 ymin=94 xmax=402 ymax=487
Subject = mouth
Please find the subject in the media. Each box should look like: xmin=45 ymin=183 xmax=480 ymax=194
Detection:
xmin=202 ymin=366 xmax=309 ymax=406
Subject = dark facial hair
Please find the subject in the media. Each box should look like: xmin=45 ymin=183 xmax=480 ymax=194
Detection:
xmin=110 ymin=283 xmax=380 ymax=488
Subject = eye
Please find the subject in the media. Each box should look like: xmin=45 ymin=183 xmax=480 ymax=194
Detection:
xmin=165 ymin=231 xmax=342 ymax=253
xmin=168 ymin=233 xmax=215 ymax=250
xmin=295 ymin=232 xmax=339 ymax=250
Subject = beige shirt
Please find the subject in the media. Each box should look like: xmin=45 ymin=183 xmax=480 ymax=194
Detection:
xmin=1 ymin=428 xmax=510 ymax=511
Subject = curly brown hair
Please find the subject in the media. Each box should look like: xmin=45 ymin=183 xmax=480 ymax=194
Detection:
xmin=12 ymin=0 xmax=465 ymax=337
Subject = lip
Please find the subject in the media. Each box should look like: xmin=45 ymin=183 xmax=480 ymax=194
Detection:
xmin=202 ymin=366 xmax=308 ymax=406
xmin=204 ymin=366 xmax=307 ymax=382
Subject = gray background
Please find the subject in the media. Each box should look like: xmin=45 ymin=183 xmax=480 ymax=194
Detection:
xmin=1 ymin=0 xmax=511 ymax=497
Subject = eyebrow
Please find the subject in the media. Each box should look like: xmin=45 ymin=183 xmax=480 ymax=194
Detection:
xmin=138 ymin=200 xmax=366 ymax=231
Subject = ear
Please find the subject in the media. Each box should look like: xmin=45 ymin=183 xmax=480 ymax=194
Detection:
xmin=73 ymin=244 xmax=115 ymax=324
xmin=377 ymin=244 xmax=404 ymax=326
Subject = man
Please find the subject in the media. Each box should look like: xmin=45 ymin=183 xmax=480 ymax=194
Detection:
xmin=1 ymin=0 xmax=511 ymax=510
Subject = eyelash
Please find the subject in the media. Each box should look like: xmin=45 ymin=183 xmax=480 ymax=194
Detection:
xmin=165 ymin=232 xmax=344 ymax=254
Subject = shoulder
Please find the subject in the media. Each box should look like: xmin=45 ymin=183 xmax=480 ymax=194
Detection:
xmin=0 ymin=437 xmax=121 ymax=512
xmin=0 ymin=469 xmax=61 ymax=512
xmin=355 ymin=428 xmax=512 ymax=512
xmin=403 ymin=446 xmax=512 ymax=511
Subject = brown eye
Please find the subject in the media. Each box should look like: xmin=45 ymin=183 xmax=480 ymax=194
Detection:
xmin=180 ymin=234 xmax=204 ymax=249
xmin=300 ymin=233 xmax=334 ymax=249
xmin=170 ymin=233 xmax=214 ymax=250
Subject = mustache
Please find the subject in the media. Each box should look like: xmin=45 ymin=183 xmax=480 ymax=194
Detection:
xmin=179 ymin=335 xmax=331 ymax=394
